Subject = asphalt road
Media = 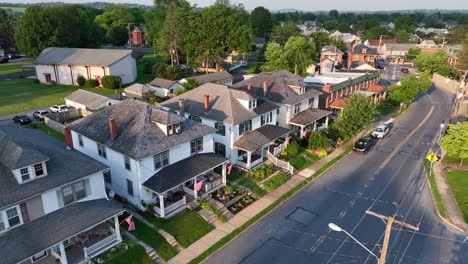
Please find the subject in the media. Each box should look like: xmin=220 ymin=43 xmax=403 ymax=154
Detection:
xmin=205 ymin=86 xmax=468 ymax=264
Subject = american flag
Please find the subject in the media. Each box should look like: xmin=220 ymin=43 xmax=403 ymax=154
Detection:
xmin=125 ymin=215 xmax=135 ymax=231
xmin=227 ymin=164 xmax=233 ymax=175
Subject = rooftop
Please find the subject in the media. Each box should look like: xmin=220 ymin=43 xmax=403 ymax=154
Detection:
xmin=34 ymin=47 xmax=133 ymax=67
xmin=233 ymin=125 xmax=291 ymax=152
xmin=124 ymin=83 xmax=149 ymax=94
xmin=289 ymin=108 xmax=332 ymax=126
xmin=0 ymin=131 xmax=49 ymax=170
xmin=183 ymin=71 xmax=233 ymax=85
xmin=69 ymin=100 xmax=215 ymax=160
xmin=149 ymin=77 xmax=178 ymax=89
xmin=321 ymin=45 xmax=344 ymax=55
xmin=65 ymin=89 xmax=112 ymax=110
xmin=351 ymin=43 xmax=378 ymax=55
xmin=0 ymin=127 xmax=108 ymax=209
xmin=366 ymin=39 xmax=397 ymax=46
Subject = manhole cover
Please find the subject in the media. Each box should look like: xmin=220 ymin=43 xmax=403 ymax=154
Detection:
xmin=287 ymin=207 xmax=318 ymax=225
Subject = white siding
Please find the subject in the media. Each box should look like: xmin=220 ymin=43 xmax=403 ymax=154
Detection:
xmin=108 ymin=55 xmax=137 ymax=84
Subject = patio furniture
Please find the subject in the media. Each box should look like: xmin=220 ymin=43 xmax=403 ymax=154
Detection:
xmin=94 ymin=226 xmax=110 ymax=237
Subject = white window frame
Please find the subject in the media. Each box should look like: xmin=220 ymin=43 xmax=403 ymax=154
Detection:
xmin=124 ymin=156 xmax=131 ymax=171
xmin=0 ymin=213 xmax=5 ymax=233
xmin=78 ymin=134 xmax=84 ymax=147
xmin=5 ymin=206 xmax=22 ymax=229
xmin=97 ymin=143 xmax=107 ymax=159
xmin=190 ymin=137 xmax=204 ymax=155
xmin=103 ymin=170 xmax=112 ymax=184
xmin=31 ymin=251 xmax=48 ymax=262
xmin=61 ymin=180 xmax=87 ymax=206
xmin=34 ymin=163 xmax=44 ymax=177
xmin=127 ymin=179 xmax=134 ymax=197
xmin=20 ymin=167 xmax=30 ymax=182
xmin=154 ymin=151 xmax=169 ymax=170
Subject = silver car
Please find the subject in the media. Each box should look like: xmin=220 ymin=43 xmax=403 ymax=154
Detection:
xmin=372 ymin=124 xmax=389 ymax=139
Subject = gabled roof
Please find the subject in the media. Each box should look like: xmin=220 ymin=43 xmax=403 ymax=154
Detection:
xmin=0 ymin=199 xmax=124 ymax=264
xmin=366 ymin=84 xmax=386 ymax=93
xmin=366 ymin=39 xmax=397 ymax=46
xmin=321 ymin=45 xmax=344 ymax=55
xmin=232 ymin=70 xmax=321 ymax=105
xmin=233 ymin=125 xmax=291 ymax=152
xmin=150 ymin=108 xmax=185 ymax=126
xmin=184 ymin=71 xmax=233 ymax=85
xmin=0 ymin=131 xmax=49 ymax=170
xmin=351 ymin=43 xmax=378 ymax=55
xmin=34 ymin=47 xmax=133 ymax=67
xmin=289 ymin=108 xmax=332 ymax=126
xmin=0 ymin=127 xmax=108 ymax=209
xmin=65 ymin=89 xmax=111 ymax=110
xmin=124 ymin=83 xmax=149 ymax=94
xmin=149 ymin=78 xmax=178 ymax=89
xmin=69 ymin=100 xmax=215 ymax=160
xmin=161 ymin=83 xmax=278 ymax=126
xmin=330 ymin=97 xmax=347 ymax=109
xmin=383 ymin=43 xmax=418 ymax=52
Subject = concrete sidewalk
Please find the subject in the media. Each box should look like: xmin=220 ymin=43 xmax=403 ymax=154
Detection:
xmin=432 ymin=162 xmax=468 ymax=232
xmin=167 ymin=139 xmax=357 ymax=264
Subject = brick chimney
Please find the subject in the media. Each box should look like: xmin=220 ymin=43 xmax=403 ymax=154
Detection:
xmin=64 ymin=127 xmax=73 ymax=149
xmin=109 ymin=117 xmax=117 ymax=141
xmin=179 ymin=99 xmax=185 ymax=117
xmin=263 ymin=81 xmax=268 ymax=96
xmin=204 ymin=95 xmax=210 ymax=113
xmin=247 ymin=84 xmax=252 ymax=92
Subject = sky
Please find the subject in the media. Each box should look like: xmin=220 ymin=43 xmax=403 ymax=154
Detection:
xmin=6 ymin=0 xmax=468 ymax=11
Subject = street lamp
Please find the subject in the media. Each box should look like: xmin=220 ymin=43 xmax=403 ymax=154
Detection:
xmin=328 ymin=223 xmax=380 ymax=264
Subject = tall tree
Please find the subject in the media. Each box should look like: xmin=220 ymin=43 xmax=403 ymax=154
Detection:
xmin=332 ymin=94 xmax=376 ymax=139
xmin=388 ymin=73 xmax=431 ymax=104
xmin=262 ymin=42 xmax=286 ymax=71
xmin=394 ymin=15 xmax=414 ymax=32
xmin=363 ymin=26 xmax=390 ymax=41
xmin=441 ymin=122 xmax=468 ymax=165
xmin=0 ymin=8 xmax=15 ymax=52
xmin=414 ymin=49 xmax=452 ymax=76
xmin=251 ymin=6 xmax=272 ymax=38
xmin=94 ymin=5 xmax=134 ymax=31
xmin=271 ymin=21 xmax=300 ymax=45
xmin=282 ymin=36 xmax=315 ymax=75
xmin=395 ymin=30 xmax=411 ymax=43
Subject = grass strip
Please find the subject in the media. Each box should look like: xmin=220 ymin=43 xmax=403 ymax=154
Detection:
xmin=228 ymin=173 xmax=266 ymax=197
xmin=445 ymin=170 xmax=468 ymax=223
xmin=161 ymin=210 xmax=214 ymax=248
xmin=263 ymin=172 xmax=289 ymax=191
xmin=424 ymin=161 xmax=447 ymax=218
xmin=189 ymin=147 xmax=353 ymax=264
xmin=105 ymin=239 xmax=154 ymax=264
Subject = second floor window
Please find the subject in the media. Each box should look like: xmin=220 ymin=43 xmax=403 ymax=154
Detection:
xmin=34 ymin=163 xmax=44 ymax=177
xmin=154 ymin=151 xmax=169 ymax=170
xmin=0 ymin=215 xmax=4 ymax=232
xmin=215 ymin=122 xmax=225 ymax=136
xmin=78 ymin=134 xmax=84 ymax=147
xmin=124 ymin=156 xmax=131 ymax=171
xmin=214 ymin=142 xmax=226 ymax=156
xmin=261 ymin=112 xmax=273 ymax=126
xmin=6 ymin=207 xmax=20 ymax=228
xmin=308 ymin=98 xmax=315 ymax=108
xmin=294 ymin=103 xmax=301 ymax=115
xmin=239 ymin=120 xmax=252 ymax=135
xmin=189 ymin=115 xmax=202 ymax=123
xmin=103 ymin=170 xmax=112 ymax=184
xmin=191 ymin=137 xmax=203 ymax=154
xmin=248 ymin=100 xmax=257 ymax=109
xmin=127 ymin=179 xmax=134 ymax=197
xmin=62 ymin=180 xmax=87 ymax=206
xmin=20 ymin=167 xmax=29 ymax=182
xmin=97 ymin=143 xmax=107 ymax=159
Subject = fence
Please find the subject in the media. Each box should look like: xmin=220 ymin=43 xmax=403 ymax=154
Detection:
xmin=432 ymin=73 xmax=464 ymax=94
xmin=44 ymin=109 xmax=81 ymax=134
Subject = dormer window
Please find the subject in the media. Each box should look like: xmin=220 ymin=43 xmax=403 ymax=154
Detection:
xmin=248 ymin=100 xmax=257 ymax=109
xmin=34 ymin=163 xmax=44 ymax=177
xmin=167 ymin=123 xmax=181 ymax=135
xmin=189 ymin=115 xmax=202 ymax=123
xmin=20 ymin=167 xmax=30 ymax=182
xmin=362 ymin=48 xmax=367 ymax=53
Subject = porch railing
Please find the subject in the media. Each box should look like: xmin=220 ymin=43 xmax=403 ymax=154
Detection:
xmin=273 ymin=142 xmax=287 ymax=156
xmin=182 ymin=185 xmax=196 ymax=197
xmin=165 ymin=196 xmax=186 ymax=214
xmin=85 ymin=233 xmax=118 ymax=258
xmin=264 ymin=150 xmax=294 ymax=175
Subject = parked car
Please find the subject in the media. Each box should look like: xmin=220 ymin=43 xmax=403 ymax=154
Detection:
xmin=49 ymin=104 xmax=69 ymax=113
xmin=12 ymin=115 xmax=32 ymax=125
xmin=33 ymin=109 xmax=50 ymax=120
xmin=400 ymin=68 xmax=409 ymax=73
xmin=372 ymin=124 xmax=390 ymax=139
xmin=353 ymin=137 xmax=376 ymax=154
xmin=0 ymin=56 xmax=9 ymax=63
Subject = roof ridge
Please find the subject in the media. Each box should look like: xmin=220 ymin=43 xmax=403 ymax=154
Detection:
xmin=135 ymin=104 xmax=153 ymax=160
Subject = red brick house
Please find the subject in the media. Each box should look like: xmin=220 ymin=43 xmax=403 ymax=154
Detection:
xmin=320 ymin=45 xmax=344 ymax=65
xmin=131 ymin=26 xmax=148 ymax=46
xmin=347 ymin=43 xmax=378 ymax=69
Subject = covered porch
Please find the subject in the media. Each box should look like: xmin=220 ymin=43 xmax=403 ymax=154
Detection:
xmin=0 ymin=199 xmax=124 ymax=264
xmin=234 ymin=125 xmax=291 ymax=170
xmin=289 ymin=108 xmax=332 ymax=138
xmin=143 ymin=153 xmax=228 ymax=219
xmin=365 ymin=84 xmax=387 ymax=104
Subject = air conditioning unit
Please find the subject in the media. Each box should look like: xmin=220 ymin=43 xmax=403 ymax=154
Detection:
xmin=175 ymin=127 xmax=181 ymax=133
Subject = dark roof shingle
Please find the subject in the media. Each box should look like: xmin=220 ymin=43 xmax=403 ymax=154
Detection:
xmin=184 ymin=71 xmax=232 ymax=85
xmin=34 ymin=47 xmax=133 ymax=67
xmin=233 ymin=125 xmax=291 ymax=152
xmin=65 ymin=89 xmax=111 ymax=110
xmin=289 ymin=108 xmax=332 ymax=126
xmin=149 ymin=78 xmax=178 ymax=89
xmin=0 ymin=131 xmax=49 ymax=170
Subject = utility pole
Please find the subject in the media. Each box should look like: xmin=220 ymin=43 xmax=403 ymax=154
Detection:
xmin=365 ymin=210 xmax=419 ymax=264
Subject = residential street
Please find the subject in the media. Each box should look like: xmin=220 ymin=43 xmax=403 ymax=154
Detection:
xmin=204 ymin=85 xmax=468 ymax=264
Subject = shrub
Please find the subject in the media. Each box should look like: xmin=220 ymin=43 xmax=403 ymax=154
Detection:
xmin=219 ymin=215 xmax=227 ymax=223
xmin=318 ymin=149 xmax=328 ymax=157
xmin=76 ymin=75 xmax=86 ymax=87
xmin=286 ymin=141 xmax=300 ymax=156
xmin=263 ymin=172 xmax=289 ymax=191
xmin=101 ymin=75 xmax=122 ymax=89
xmin=174 ymin=87 xmax=186 ymax=95
xmin=308 ymin=132 xmax=329 ymax=150
xmin=143 ymin=62 xmax=154 ymax=74
xmin=84 ymin=78 xmax=98 ymax=88
xmin=224 ymin=185 xmax=234 ymax=195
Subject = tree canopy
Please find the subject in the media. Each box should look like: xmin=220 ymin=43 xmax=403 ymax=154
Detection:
xmin=414 ymin=50 xmax=452 ymax=77
xmin=251 ymin=6 xmax=272 ymax=38
xmin=394 ymin=15 xmax=414 ymax=32
xmin=441 ymin=122 xmax=468 ymax=165
xmin=271 ymin=21 xmax=300 ymax=45
xmin=388 ymin=73 xmax=432 ymax=104
xmin=332 ymin=94 xmax=376 ymax=139
xmin=456 ymin=37 xmax=468 ymax=71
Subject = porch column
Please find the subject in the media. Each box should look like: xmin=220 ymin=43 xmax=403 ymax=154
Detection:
xmin=193 ymin=177 xmax=198 ymax=199
xmin=59 ymin=242 xmax=68 ymax=264
xmin=299 ymin=126 xmax=304 ymax=138
xmin=313 ymin=121 xmax=317 ymax=131
xmin=114 ymin=215 xmax=122 ymax=242
xmin=247 ymin=151 xmax=252 ymax=169
xmin=159 ymin=194 xmax=165 ymax=218
xmin=222 ymin=163 xmax=227 ymax=186
xmin=325 ymin=115 xmax=329 ymax=127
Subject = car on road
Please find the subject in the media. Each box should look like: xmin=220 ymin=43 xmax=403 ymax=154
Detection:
xmin=0 ymin=56 xmax=9 ymax=63
xmin=33 ymin=110 xmax=49 ymax=121
xmin=372 ymin=124 xmax=390 ymax=139
xmin=49 ymin=104 xmax=69 ymax=113
xmin=12 ymin=115 xmax=32 ymax=125
xmin=400 ymin=68 xmax=409 ymax=73
xmin=353 ymin=137 xmax=376 ymax=154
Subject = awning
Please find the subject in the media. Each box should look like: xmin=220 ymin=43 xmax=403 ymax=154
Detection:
xmin=233 ymin=125 xmax=291 ymax=152
xmin=366 ymin=84 xmax=386 ymax=93
xmin=330 ymin=97 xmax=347 ymax=109
xmin=355 ymin=90 xmax=376 ymax=97
xmin=0 ymin=199 xmax=124 ymax=264
xmin=289 ymin=108 xmax=332 ymax=127
xmin=143 ymin=153 xmax=228 ymax=194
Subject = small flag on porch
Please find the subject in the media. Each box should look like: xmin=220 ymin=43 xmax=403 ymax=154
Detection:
xmin=301 ymin=130 xmax=308 ymax=138
xmin=195 ymin=181 xmax=204 ymax=192
xmin=285 ymin=136 xmax=290 ymax=145
xmin=227 ymin=164 xmax=233 ymax=175
xmin=125 ymin=215 xmax=136 ymax=231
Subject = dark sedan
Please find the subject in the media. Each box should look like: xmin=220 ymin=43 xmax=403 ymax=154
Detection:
xmin=400 ymin=68 xmax=409 ymax=73
xmin=12 ymin=115 xmax=32 ymax=125
xmin=353 ymin=137 xmax=376 ymax=154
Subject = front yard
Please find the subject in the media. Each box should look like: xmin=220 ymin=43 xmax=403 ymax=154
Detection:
xmin=104 ymin=240 xmax=153 ymax=264
xmin=0 ymin=78 xmax=116 ymax=116
xmin=445 ymin=170 xmax=468 ymax=223
xmin=0 ymin=61 xmax=34 ymax=75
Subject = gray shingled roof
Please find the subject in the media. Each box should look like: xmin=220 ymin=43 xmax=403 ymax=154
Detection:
xmin=0 ymin=199 xmax=124 ymax=264
xmin=0 ymin=131 xmax=49 ymax=170
xmin=384 ymin=43 xmax=417 ymax=52
xmin=232 ymin=70 xmax=322 ymax=105
xmin=65 ymin=89 xmax=111 ymax=110
xmin=0 ymin=127 xmax=108 ymax=210
xmin=143 ymin=153 xmax=228 ymax=194
xmin=351 ymin=43 xmax=378 ymax=55
xmin=124 ymin=83 xmax=149 ymax=94
xmin=69 ymin=100 xmax=215 ymax=160
xmin=161 ymin=83 xmax=278 ymax=126
xmin=34 ymin=47 xmax=133 ymax=67
xmin=149 ymin=78 xmax=178 ymax=89
xmin=289 ymin=108 xmax=332 ymax=126
xmin=150 ymin=108 xmax=185 ymax=126
xmin=234 ymin=125 xmax=291 ymax=152
xmin=321 ymin=45 xmax=344 ymax=55
xmin=184 ymin=71 xmax=233 ymax=85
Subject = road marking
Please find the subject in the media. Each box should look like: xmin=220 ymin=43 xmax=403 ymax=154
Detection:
xmin=310 ymin=236 xmax=325 ymax=252
xmin=338 ymin=211 xmax=347 ymax=219
xmin=364 ymin=184 xmax=369 ymax=188
xmin=357 ymin=192 xmax=363 ymax=196
xmin=349 ymin=200 xmax=356 ymax=207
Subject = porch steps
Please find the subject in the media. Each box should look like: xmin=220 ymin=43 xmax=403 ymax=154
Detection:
xmin=123 ymin=230 xmax=163 ymax=263
xmin=158 ymin=229 xmax=180 ymax=249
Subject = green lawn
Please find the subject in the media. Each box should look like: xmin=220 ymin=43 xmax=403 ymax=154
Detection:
xmin=425 ymin=161 xmax=447 ymax=217
xmin=0 ymin=78 xmax=116 ymax=116
xmin=0 ymin=6 xmax=25 ymax=12
xmin=105 ymin=240 xmax=154 ymax=264
xmin=376 ymin=104 xmax=395 ymax=116
xmin=443 ymin=152 xmax=461 ymax=165
xmin=160 ymin=210 xmax=214 ymax=248
xmin=0 ymin=61 xmax=34 ymax=75
xmin=445 ymin=170 xmax=468 ymax=223
xmin=136 ymin=54 xmax=163 ymax=84
xmin=228 ymin=173 xmax=266 ymax=198
xmin=25 ymin=123 xmax=65 ymax=142
xmin=263 ymin=172 xmax=289 ymax=192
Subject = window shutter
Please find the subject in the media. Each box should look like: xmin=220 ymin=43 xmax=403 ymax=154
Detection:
xmin=56 ymin=189 xmax=64 ymax=208
xmin=19 ymin=203 xmax=30 ymax=223
xmin=85 ymin=178 xmax=92 ymax=197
